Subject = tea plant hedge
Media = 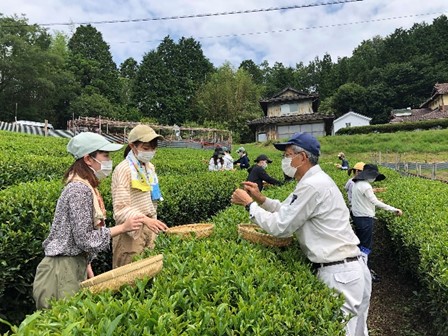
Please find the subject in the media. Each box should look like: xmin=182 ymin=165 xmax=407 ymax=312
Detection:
xmin=328 ymin=168 xmax=448 ymax=336
xmin=5 ymin=199 xmax=348 ymax=336
xmin=1 ymin=131 xmax=447 ymax=335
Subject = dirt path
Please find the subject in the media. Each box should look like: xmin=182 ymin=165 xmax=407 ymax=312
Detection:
xmin=367 ymin=220 xmax=433 ymax=336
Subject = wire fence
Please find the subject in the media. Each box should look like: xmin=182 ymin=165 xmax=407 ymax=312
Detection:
xmin=371 ymin=152 xmax=448 ymax=183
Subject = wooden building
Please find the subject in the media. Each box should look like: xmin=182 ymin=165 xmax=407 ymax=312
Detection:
xmin=248 ymin=87 xmax=333 ymax=141
xmin=390 ymin=83 xmax=448 ymax=123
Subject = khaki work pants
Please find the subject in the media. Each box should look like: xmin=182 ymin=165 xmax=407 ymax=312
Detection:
xmin=33 ymin=255 xmax=87 ymax=310
xmin=112 ymin=224 xmax=156 ymax=269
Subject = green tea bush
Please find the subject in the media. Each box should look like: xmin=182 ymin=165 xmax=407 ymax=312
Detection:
xmin=0 ymin=158 xmax=245 ymax=329
xmin=0 ymin=153 xmax=73 ymax=190
xmin=6 ymin=190 xmax=348 ymax=335
xmin=2 ymin=130 xmax=448 ymax=335
xmin=0 ymin=180 xmax=62 ymax=325
xmin=327 ymin=163 xmax=448 ymax=335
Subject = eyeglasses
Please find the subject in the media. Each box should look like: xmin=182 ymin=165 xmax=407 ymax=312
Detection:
xmin=282 ymin=151 xmax=305 ymax=159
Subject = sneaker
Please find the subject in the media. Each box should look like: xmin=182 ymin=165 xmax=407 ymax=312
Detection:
xmin=370 ymin=269 xmax=381 ymax=283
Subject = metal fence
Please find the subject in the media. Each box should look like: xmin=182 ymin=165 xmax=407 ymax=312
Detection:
xmin=372 ymin=151 xmax=448 ymax=182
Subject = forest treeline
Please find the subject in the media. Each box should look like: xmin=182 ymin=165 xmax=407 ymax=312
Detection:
xmin=1 ymin=14 xmax=448 ymax=142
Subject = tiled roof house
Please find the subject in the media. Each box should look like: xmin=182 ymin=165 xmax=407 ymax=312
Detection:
xmin=248 ymin=87 xmax=334 ymax=141
xmin=390 ymin=83 xmax=448 ymax=123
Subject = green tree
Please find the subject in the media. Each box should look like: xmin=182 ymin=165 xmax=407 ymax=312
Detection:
xmin=67 ymin=24 xmax=121 ymax=106
xmin=317 ymin=96 xmax=336 ymax=115
xmin=364 ymin=82 xmax=394 ymax=124
xmin=69 ymin=92 xmax=117 ymax=119
xmin=263 ymin=62 xmax=297 ymax=97
xmin=306 ymin=53 xmax=336 ymax=100
xmin=119 ymin=57 xmax=138 ymax=108
xmin=380 ymin=62 xmax=426 ymax=109
xmin=48 ymin=31 xmax=80 ymax=128
xmin=330 ymin=82 xmax=368 ymax=118
xmin=133 ymin=36 xmax=213 ymax=125
xmin=194 ymin=63 xmax=263 ymax=142
xmin=0 ymin=15 xmax=67 ymax=123
xmin=239 ymin=59 xmax=264 ymax=86
xmin=120 ymin=57 xmax=138 ymax=79
xmin=133 ymin=50 xmax=171 ymax=122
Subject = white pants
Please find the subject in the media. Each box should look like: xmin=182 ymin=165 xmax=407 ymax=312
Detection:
xmin=317 ymin=258 xmax=372 ymax=336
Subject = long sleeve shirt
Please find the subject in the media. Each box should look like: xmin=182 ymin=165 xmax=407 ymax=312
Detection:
xmin=43 ymin=182 xmax=111 ymax=262
xmin=234 ymin=155 xmax=250 ymax=169
xmin=351 ymin=180 xmax=398 ymax=217
xmin=247 ymin=165 xmax=282 ymax=191
xmin=208 ymin=158 xmax=223 ymax=171
xmin=247 ymin=165 xmax=360 ymax=263
xmin=344 ymin=178 xmax=354 ymax=206
xmin=223 ymin=154 xmax=234 ymax=170
xmin=111 ymin=160 xmax=157 ymax=237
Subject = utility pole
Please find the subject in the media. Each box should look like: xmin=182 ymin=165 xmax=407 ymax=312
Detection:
xmin=15 ymin=103 xmax=18 ymax=122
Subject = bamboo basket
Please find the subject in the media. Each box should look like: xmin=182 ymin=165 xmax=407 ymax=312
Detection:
xmin=238 ymin=224 xmax=293 ymax=247
xmin=165 ymin=223 xmax=214 ymax=239
xmin=373 ymin=187 xmax=387 ymax=193
xmin=80 ymin=254 xmax=163 ymax=294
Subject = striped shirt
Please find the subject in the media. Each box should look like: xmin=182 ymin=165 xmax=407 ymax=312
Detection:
xmin=111 ymin=160 xmax=157 ymax=237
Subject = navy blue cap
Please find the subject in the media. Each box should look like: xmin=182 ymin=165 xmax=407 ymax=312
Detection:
xmin=273 ymin=132 xmax=321 ymax=156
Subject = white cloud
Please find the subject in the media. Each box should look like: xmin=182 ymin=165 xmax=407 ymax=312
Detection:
xmin=2 ymin=0 xmax=447 ymax=68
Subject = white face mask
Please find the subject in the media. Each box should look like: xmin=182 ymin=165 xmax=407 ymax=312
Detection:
xmin=137 ymin=150 xmax=155 ymax=163
xmin=281 ymin=157 xmax=297 ymax=178
xmin=92 ymin=158 xmax=113 ymax=180
xmin=260 ymin=162 xmax=268 ymax=169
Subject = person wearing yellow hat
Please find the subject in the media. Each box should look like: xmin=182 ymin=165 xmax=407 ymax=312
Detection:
xmin=111 ymin=125 xmax=169 ymax=268
xmin=345 ymin=161 xmax=365 ymax=208
xmin=33 ymin=132 xmax=144 ymax=309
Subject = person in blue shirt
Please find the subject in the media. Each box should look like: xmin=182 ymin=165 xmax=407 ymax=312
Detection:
xmin=336 ymin=152 xmax=349 ymax=170
xmin=233 ymin=147 xmax=250 ymax=169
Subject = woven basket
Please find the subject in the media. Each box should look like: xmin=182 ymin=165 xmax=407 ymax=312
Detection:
xmin=165 ymin=223 xmax=214 ymax=239
xmin=80 ymin=254 xmax=163 ymax=294
xmin=238 ymin=224 xmax=293 ymax=247
xmin=373 ymin=187 xmax=387 ymax=193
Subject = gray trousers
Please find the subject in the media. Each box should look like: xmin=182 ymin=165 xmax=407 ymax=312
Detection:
xmin=33 ymin=255 xmax=87 ymax=310
xmin=317 ymin=258 xmax=372 ymax=336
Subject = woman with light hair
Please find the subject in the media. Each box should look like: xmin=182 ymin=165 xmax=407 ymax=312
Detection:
xmin=336 ymin=152 xmax=349 ymax=170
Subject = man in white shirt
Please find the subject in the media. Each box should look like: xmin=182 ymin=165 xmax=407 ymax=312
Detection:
xmin=231 ymin=132 xmax=372 ymax=336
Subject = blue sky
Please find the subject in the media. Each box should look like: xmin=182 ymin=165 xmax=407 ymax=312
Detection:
xmin=2 ymin=0 xmax=447 ymax=68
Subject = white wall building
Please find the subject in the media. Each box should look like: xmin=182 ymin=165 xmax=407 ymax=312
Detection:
xmin=333 ymin=111 xmax=371 ymax=135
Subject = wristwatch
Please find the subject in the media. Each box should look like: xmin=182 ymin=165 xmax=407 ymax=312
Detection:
xmin=245 ymin=201 xmax=254 ymax=212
